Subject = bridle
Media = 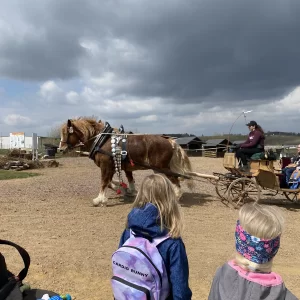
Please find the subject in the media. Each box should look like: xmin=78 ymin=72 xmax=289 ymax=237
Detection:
xmin=60 ymin=126 xmax=85 ymax=150
xmin=60 ymin=125 xmax=107 ymax=150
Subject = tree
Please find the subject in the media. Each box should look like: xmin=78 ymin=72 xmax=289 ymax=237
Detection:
xmin=47 ymin=124 xmax=61 ymax=138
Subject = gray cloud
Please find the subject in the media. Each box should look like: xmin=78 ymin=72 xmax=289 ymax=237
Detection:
xmin=122 ymin=0 xmax=300 ymax=102
xmin=1 ymin=0 xmax=300 ymax=102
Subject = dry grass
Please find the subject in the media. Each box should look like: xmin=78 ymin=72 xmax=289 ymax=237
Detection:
xmin=0 ymin=170 xmax=40 ymax=180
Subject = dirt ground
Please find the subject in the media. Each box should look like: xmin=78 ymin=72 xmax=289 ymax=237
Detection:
xmin=1 ymin=156 xmax=300 ymax=299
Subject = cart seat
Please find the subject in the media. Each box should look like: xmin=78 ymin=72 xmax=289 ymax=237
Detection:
xmin=249 ymin=159 xmax=274 ymax=173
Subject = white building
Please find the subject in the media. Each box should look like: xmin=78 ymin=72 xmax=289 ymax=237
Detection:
xmin=0 ymin=133 xmax=58 ymax=150
xmin=0 ymin=135 xmax=33 ymax=149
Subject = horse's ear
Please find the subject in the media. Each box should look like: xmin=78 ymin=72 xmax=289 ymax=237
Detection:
xmin=98 ymin=119 xmax=102 ymax=123
xmin=67 ymin=119 xmax=74 ymax=133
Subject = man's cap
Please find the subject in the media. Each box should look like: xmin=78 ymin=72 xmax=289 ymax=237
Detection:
xmin=246 ymin=120 xmax=257 ymax=127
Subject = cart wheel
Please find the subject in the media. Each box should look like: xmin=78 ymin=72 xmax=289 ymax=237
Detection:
xmin=215 ymin=176 xmax=231 ymax=202
xmin=283 ymin=192 xmax=299 ymax=203
xmin=227 ymin=177 xmax=260 ymax=209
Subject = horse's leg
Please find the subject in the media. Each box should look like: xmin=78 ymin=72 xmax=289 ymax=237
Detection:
xmin=93 ymin=164 xmax=114 ymax=207
xmin=108 ymin=180 xmax=120 ymax=191
xmin=167 ymin=176 xmax=182 ymax=200
xmin=124 ymin=171 xmax=137 ymax=196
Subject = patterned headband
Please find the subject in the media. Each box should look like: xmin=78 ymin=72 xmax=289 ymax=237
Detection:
xmin=235 ymin=220 xmax=280 ymax=264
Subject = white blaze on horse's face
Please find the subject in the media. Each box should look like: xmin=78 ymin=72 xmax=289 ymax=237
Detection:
xmin=58 ymin=127 xmax=69 ymax=152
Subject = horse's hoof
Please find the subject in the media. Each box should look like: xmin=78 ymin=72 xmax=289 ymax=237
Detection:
xmin=125 ymin=191 xmax=136 ymax=197
xmin=123 ymin=194 xmax=135 ymax=202
xmin=92 ymin=198 xmax=100 ymax=206
xmin=126 ymin=190 xmax=138 ymax=196
xmin=92 ymin=194 xmax=108 ymax=206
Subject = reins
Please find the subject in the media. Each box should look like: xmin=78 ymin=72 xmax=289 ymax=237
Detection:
xmin=62 ymin=127 xmax=172 ymax=149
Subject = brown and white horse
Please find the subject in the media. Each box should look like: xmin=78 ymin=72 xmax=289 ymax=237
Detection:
xmin=58 ymin=117 xmax=195 ymax=206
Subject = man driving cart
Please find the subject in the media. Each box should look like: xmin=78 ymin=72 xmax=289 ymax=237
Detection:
xmin=235 ymin=120 xmax=265 ymax=172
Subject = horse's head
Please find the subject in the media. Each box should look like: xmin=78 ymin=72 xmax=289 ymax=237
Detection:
xmin=58 ymin=119 xmax=85 ymax=153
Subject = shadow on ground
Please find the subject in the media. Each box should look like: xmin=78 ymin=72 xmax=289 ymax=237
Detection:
xmin=180 ymin=192 xmax=214 ymax=207
xmin=260 ymin=198 xmax=300 ymax=212
xmin=105 ymin=194 xmax=136 ymax=207
xmin=105 ymin=192 xmax=215 ymax=208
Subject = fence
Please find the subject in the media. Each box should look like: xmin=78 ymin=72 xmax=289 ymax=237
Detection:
xmin=38 ymin=137 xmax=60 ymax=151
xmin=203 ymin=150 xmax=218 ymax=158
xmin=184 ymin=145 xmax=298 ymax=159
xmin=184 ymin=147 xmax=226 ymax=158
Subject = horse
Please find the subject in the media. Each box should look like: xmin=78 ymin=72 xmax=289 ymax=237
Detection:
xmin=58 ymin=117 xmax=195 ymax=206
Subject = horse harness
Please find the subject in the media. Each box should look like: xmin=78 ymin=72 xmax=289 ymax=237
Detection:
xmin=89 ymin=122 xmax=131 ymax=191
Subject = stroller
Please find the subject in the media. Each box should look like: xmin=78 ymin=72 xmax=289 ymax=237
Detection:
xmin=0 ymin=239 xmax=71 ymax=300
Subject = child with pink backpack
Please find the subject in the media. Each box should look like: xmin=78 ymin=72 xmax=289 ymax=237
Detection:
xmin=111 ymin=174 xmax=192 ymax=299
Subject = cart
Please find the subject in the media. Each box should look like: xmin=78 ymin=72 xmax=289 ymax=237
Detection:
xmin=211 ymin=152 xmax=300 ymax=209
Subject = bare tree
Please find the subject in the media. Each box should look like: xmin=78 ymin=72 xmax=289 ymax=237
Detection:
xmin=48 ymin=124 xmax=62 ymax=138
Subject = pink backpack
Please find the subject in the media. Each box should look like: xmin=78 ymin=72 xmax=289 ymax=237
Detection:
xmin=111 ymin=231 xmax=170 ymax=299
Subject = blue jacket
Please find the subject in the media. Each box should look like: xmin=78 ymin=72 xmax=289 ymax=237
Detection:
xmin=119 ymin=203 xmax=192 ymax=300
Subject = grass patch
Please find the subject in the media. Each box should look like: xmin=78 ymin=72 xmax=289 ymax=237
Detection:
xmin=0 ymin=149 xmax=9 ymax=155
xmin=0 ymin=170 xmax=40 ymax=180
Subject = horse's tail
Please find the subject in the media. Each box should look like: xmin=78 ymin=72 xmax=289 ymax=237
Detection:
xmin=168 ymin=139 xmax=195 ymax=190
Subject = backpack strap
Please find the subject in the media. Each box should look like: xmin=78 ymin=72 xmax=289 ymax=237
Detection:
xmin=0 ymin=240 xmax=30 ymax=281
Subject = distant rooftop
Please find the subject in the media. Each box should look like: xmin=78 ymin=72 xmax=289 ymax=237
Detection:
xmin=204 ymin=139 xmax=231 ymax=146
xmin=176 ymin=136 xmax=205 ymax=144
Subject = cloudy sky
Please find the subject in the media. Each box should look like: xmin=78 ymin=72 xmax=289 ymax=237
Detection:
xmin=1 ymin=0 xmax=300 ymax=137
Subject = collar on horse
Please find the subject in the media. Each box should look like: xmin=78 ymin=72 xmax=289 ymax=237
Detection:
xmin=89 ymin=122 xmax=114 ymax=160
xmin=89 ymin=122 xmax=127 ymax=161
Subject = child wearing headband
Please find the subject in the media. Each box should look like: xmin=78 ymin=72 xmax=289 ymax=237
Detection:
xmin=208 ymin=203 xmax=298 ymax=300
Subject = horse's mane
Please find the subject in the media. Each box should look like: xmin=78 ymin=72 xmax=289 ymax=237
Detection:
xmin=70 ymin=117 xmax=104 ymax=139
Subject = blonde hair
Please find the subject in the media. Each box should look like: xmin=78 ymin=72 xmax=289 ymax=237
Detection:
xmin=130 ymin=174 xmax=183 ymax=238
xmin=234 ymin=203 xmax=284 ymax=273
